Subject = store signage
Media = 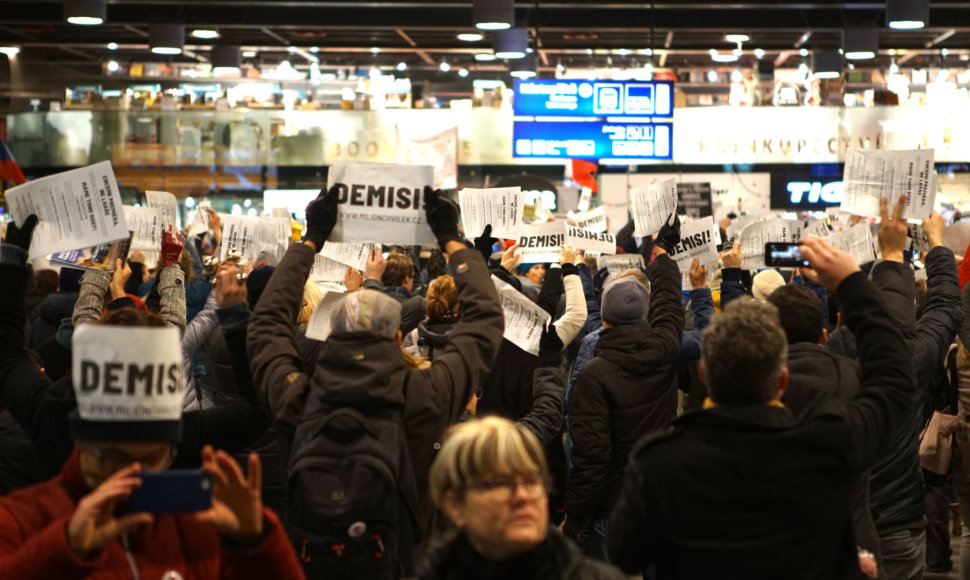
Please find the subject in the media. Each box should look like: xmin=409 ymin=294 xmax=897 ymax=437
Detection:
xmin=769 ymin=165 xmax=844 ymax=211
xmin=785 ymin=181 xmax=843 ymax=204
xmin=513 ymin=80 xmax=674 ymax=118
xmin=513 ymin=121 xmax=673 ymax=160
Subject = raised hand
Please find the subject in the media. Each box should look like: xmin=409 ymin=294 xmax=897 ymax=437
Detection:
xmin=688 ymin=257 xmax=709 ymax=289
xmin=196 ymin=446 xmax=264 ymax=543
xmin=303 ymin=185 xmax=340 ymax=252
xmin=67 ymin=464 xmax=153 ymax=558
xmin=797 ymin=236 xmax=862 ymax=290
xmin=215 ymin=263 xmax=248 ymax=307
xmin=2 ymin=214 xmax=38 ymax=253
xmin=877 ymin=195 xmax=908 ymax=263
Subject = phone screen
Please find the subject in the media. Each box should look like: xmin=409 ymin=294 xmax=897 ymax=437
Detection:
xmin=764 ymin=242 xmax=810 ymax=268
xmin=129 ymin=469 xmax=213 ymax=514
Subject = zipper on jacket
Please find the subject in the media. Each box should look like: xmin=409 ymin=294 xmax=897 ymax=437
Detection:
xmin=121 ymin=533 xmax=141 ymax=580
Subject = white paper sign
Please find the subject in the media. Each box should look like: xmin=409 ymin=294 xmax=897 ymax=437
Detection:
xmin=577 ymin=187 xmax=593 ymax=212
xmin=631 ymin=177 xmax=678 ymax=237
xmin=396 ymin=126 xmax=458 ymax=190
xmin=271 ymin=207 xmax=292 ymax=220
xmin=72 ymin=325 xmax=184 ymax=421
xmin=667 ymin=216 xmax=719 ymax=272
xmin=805 ymin=219 xmax=835 ymax=239
xmin=145 ymin=190 xmax=178 ymax=230
xmin=826 ymin=223 xmax=876 ymax=265
xmin=565 ymin=224 xmax=616 ymax=256
xmin=321 ymin=241 xmax=377 ymax=272
xmin=219 ymin=216 xmax=290 ymax=263
xmin=304 ymin=292 xmax=348 ymax=342
xmin=309 ymin=254 xmax=348 ymax=283
xmin=515 ymin=221 xmax=565 ymax=264
xmin=725 ymin=214 xmax=771 ymax=243
xmin=596 ymin=254 xmax=645 ymax=278
xmin=187 ymin=202 xmax=211 ymax=237
xmin=840 ymin=149 xmax=936 ymax=219
xmin=569 ymin=206 xmax=608 ymax=233
xmin=492 ymin=275 xmax=551 ymax=355
xmin=326 ymin=161 xmax=436 ymax=245
xmin=122 ymin=206 xmax=162 ymax=251
xmin=740 ymin=219 xmax=803 ymax=268
xmin=459 ymin=187 xmax=524 ymax=238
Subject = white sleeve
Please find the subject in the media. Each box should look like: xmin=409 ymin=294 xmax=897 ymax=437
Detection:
xmin=554 ymin=273 xmax=588 ymax=348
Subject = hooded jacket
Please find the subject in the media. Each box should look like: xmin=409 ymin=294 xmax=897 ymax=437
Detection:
xmin=29 ymin=292 xmax=77 ymax=349
xmin=247 ymin=243 xmax=504 ymax=502
xmin=403 ymin=318 xmax=458 ymax=359
xmin=0 ymin=450 xmax=304 ymax=580
xmin=566 ymin=254 xmax=683 ymax=523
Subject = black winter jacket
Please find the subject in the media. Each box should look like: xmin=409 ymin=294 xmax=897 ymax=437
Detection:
xmin=606 ymin=271 xmax=917 ymax=578
xmin=566 ymin=253 xmax=683 ymax=523
xmin=28 ymin=292 xmax=76 ymax=349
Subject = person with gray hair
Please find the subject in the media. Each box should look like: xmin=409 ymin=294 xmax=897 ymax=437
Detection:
xmin=606 ymin=235 xmax=916 ymax=579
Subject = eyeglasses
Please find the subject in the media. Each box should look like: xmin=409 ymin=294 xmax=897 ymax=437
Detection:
xmin=466 ymin=474 xmax=549 ymax=502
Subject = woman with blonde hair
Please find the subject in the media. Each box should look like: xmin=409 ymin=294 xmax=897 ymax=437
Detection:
xmin=415 ymin=416 xmax=623 ymax=579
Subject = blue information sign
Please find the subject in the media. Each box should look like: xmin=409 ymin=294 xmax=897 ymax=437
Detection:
xmin=513 ymin=80 xmax=674 ymax=118
xmin=513 ymin=121 xmax=673 ymax=160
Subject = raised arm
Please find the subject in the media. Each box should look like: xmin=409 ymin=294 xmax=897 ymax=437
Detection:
xmin=517 ymin=326 xmax=565 ymax=445
xmin=553 ymin=255 xmax=588 ymax=346
xmin=156 ymin=229 xmax=187 ymax=337
xmin=680 ymin=258 xmax=713 ymax=360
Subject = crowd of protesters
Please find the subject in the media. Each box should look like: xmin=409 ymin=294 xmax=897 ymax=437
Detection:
xmin=0 ymin=181 xmax=968 ymax=580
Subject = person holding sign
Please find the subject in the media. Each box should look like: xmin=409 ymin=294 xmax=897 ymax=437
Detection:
xmin=246 ymin=185 xmax=503 ymax=578
xmin=563 ymin=214 xmax=684 ymax=560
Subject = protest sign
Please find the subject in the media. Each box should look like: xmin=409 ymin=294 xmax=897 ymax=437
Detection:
xmin=326 ymin=161 xmax=436 ymax=246
xmin=459 ymin=187 xmax=524 ymax=238
xmin=72 ymin=325 xmax=184 ymax=421
xmin=631 ymin=177 xmax=678 ymax=237
xmin=122 ymin=206 xmax=162 ymax=251
xmin=515 ymin=221 xmax=566 ymax=264
xmin=396 ymin=126 xmax=458 ymax=190
xmin=309 ymin=254 xmax=348 ymax=283
xmin=187 ymin=202 xmax=211 ymax=237
xmin=565 ymin=224 xmax=616 ymax=256
xmin=804 ymin=218 xmax=835 ymax=239
xmin=577 ymin=187 xmax=593 ymax=212
xmin=50 ymin=234 xmax=132 ymax=273
xmin=219 ymin=216 xmax=290 ymax=264
xmin=667 ymin=216 xmax=719 ymax=272
xmin=304 ymin=292 xmax=348 ymax=342
xmin=840 ymin=148 xmax=936 ymax=219
xmin=321 ymin=241 xmax=377 ymax=272
xmin=492 ymin=275 xmax=551 ymax=355
xmin=145 ymin=190 xmax=178 ymax=230
xmin=676 ymin=182 xmax=713 ymax=219
xmin=596 ymin=254 xmax=645 ymax=278
xmin=827 ymin=223 xmax=876 ymax=265
xmin=725 ymin=214 xmax=771 ymax=243
xmin=569 ymin=206 xmax=608 ymax=233
xmin=740 ymin=219 xmax=803 ymax=269
xmin=6 ymin=161 xmax=128 ymax=260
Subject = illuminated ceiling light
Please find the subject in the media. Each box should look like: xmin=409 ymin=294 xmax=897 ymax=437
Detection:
xmin=458 ymin=67 xmax=469 ymax=77
xmin=242 ymin=50 xmax=257 ymax=58
xmin=725 ymin=33 xmax=750 ymax=43
xmin=643 ymin=61 xmax=654 ymax=75
xmin=191 ymin=29 xmax=220 ymax=39
xmin=887 ymin=0 xmax=928 ymax=29
xmin=754 ymin=48 xmax=765 ymax=59
xmin=396 ymin=61 xmax=407 ymax=71
xmin=709 ymin=49 xmax=738 ymax=63
xmin=890 ymin=59 xmax=900 ymax=74
xmin=843 ymin=28 xmax=878 ymax=60
xmin=211 ymin=45 xmax=241 ymax=74
xmin=510 ymin=52 xmax=537 ymax=79
xmin=474 ymin=0 xmax=513 ymax=30
xmin=370 ymin=47 xmax=380 ymax=54
xmin=106 ymin=59 xmax=119 ymax=72
xmin=731 ymin=68 xmax=743 ymax=82
xmin=706 ymin=70 xmax=718 ymax=82
xmin=458 ymin=33 xmax=484 ymax=42
xmin=0 ymin=47 xmax=21 ymax=57
xmin=440 ymin=60 xmax=451 ymax=72
xmin=475 ymin=53 xmax=496 ymax=62
xmin=149 ymin=24 xmax=185 ymax=55
xmin=814 ymin=50 xmax=843 ymax=79
xmin=64 ymin=0 xmax=105 ymax=25
xmin=107 ymin=42 xmax=118 ymax=50
xmin=310 ymin=46 xmax=319 ymax=53
xmin=556 ymin=61 xmax=565 ymax=72
xmin=799 ymin=48 xmax=809 ymax=57
xmin=942 ymin=48 xmax=949 ymax=57
xmin=494 ymin=27 xmax=528 ymax=59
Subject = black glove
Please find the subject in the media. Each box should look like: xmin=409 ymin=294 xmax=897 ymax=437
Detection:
xmin=424 ymin=186 xmax=462 ymax=251
xmin=303 ymin=184 xmax=340 ymax=251
xmin=560 ymin=262 xmax=578 ymax=278
xmin=561 ymin=517 xmax=592 ymax=553
xmin=537 ymin=323 xmax=563 ymax=367
xmin=2 ymin=215 xmax=38 ymax=253
xmin=474 ymin=224 xmax=498 ymax=265
xmin=655 ymin=213 xmax=681 ymax=253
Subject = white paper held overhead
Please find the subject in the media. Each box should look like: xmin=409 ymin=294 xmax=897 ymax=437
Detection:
xmin=492 ymin=275 xmax=551 ymax=355
xmin=630 ymin=177 xmax=678 ymax=237
xmin=459 ymin=187 xmax=524 ymax=238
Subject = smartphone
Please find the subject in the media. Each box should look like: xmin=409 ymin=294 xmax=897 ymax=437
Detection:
xmin=764 ymin=242 xmax=810 ymax=268
xmin=129 ymin=469 xmax=213 ymax=514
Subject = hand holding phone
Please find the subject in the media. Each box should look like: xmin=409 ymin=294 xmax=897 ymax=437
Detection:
xmin=764 ymin=242 xmax=810 ymax=268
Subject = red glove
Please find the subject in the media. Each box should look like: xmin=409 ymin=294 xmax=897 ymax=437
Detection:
xmin=161 ymin=227 xmax=185 ymax=268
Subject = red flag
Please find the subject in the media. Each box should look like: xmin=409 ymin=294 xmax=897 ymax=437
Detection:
xmin=569 ymin=159 xmax=598 ymax=193
xmin=0 ymin=138 xmax=25 ymax=184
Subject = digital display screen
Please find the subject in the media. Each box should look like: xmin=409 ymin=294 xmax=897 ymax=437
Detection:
xmin=513 ymin=80 xmax=674 ymax=118
xmin=513 ymin=121 xmax=673 ymax=160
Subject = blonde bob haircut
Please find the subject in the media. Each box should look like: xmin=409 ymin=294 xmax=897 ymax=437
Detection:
xmin=429 ymin=416 xmax=548 ymax=508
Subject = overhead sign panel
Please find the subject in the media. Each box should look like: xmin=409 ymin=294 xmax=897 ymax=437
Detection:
xmin=513 ymin=121 xmax=673 ymax=160
xmin=513 ymin=79 xmax=674 ymax=118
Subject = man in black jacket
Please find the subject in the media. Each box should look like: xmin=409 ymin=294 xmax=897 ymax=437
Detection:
xmin=607 ymin=235 xmax=916 ymax=578
xmin=564 ymin=218 xmax=684 ymax=560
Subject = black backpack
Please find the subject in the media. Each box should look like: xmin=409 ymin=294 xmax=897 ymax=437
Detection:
xmin=286 ymin=405 xmax=422 ymax=579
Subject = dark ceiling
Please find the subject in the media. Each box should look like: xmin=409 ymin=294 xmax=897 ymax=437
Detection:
xmin=0 ymin=0 xmax=968 ymax=97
